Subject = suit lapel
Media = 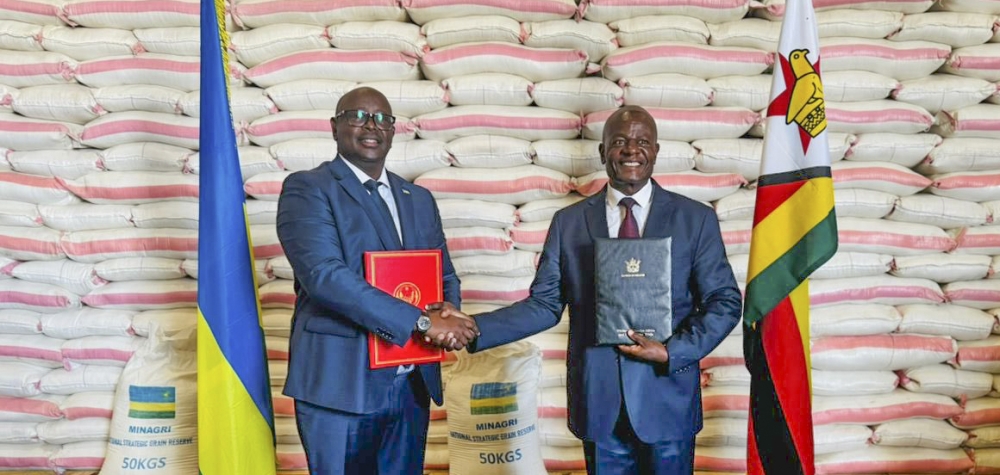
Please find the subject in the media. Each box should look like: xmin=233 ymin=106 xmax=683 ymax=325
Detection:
xmin=389 ymin=173 xmax=416 ymax=249
xmin=328 ymin=158 xmax=401 ymax=251
xmin=583 ymin=191 xmax=610 ymax=241
xmin=643 ymin=182 xmax=678 ymax=239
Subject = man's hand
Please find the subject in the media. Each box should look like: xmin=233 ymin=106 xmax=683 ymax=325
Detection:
xmin=617 ymin=330 xmax=669 ymax=365
xmin=423 ymin=302 xmax=478 ymax=351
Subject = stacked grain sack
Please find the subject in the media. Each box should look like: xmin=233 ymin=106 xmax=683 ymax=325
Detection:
xmin=1 ymin=0 xmax=999 ymax=473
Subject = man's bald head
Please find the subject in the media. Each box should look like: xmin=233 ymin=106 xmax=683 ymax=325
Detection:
xmin=602 ymin=106 xmax=658 ymax=145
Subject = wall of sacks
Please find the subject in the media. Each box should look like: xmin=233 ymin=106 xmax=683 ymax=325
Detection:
xmin=0 ymin=0 xmax=998 ymax=473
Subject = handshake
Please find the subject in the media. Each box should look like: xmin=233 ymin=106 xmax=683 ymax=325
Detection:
xmin=420 ymin=302 xmax=477 ymax=351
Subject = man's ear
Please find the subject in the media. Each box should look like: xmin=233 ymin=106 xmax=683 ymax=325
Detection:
xmin=598 ymin=143 xmax=605 ymax=164
xmin=330 ymin=118 xmax=338 ymax=140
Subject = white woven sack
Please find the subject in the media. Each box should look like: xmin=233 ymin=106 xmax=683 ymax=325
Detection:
xmin=451 ymin=251 xmax=537 ymax=278
xmin=941 ymin=44 xmax=1000 ymax=82
xmin=934 ymin=104 xmax=1000 ymax=140
xmin=892 ymin=75 xmax=995 ymax=114
xmin=820 ymin=38 xmax=950 ymax=81
xmin=0 ymin=362 xmax=51 ymax=397
xmin=523 ymin=20 xmax=618 ymax=63
xmin=608 ymin=15 xmax=709 ymax=47
xmin=100 ymin=143 xmax=192 ymax=173
xmin=263 ymin=79 xmax=356 ymax=111
xmin=0 ymin=16 xmax=46 ymax=48
xmin=60 ymin=228 xmax=197 ymax=263
xmin=889 ymin=12 xmax=996 ymax=47
xmin=871 ymin=419 xmax=969 ymax=449
xmin=0 ymin=51 xmax=77 ymax=88
xmin=891 ymin=254 xmax=991 ymax=283
xmin=930 ymin=170 xmax=1000 ymax=202
xmin=515 ymin=194 xmax=585 ymax=223
xmin=132 ymin=27 xmax=200 ymax=57
xmin=415 ymin=105 xmax=580 ymax=142
xmin=179 ymin=87 xmax=277 ymax=123
xmin=692 ymin=138 xmax=761 ymax=181
xmin=898 ymin=304 xmax=995 ymax=340
xmin=950 ymin=225 xmax=1000 ymax=255
xmin=811 ymin=334 xmax=956 ymax=371
xmin=0 ymin=280 xmax=80 ymax=314
xmin=708 ymin=18 xmax=779 ymax=51
xmin=601 ymin=42 xmax=771 ymax=81
xmin=531 ymin=77 xmax=624 ymax=114
xmin=811 ymin=304 xmax=901 ymax=337
xmin=361 ymin=80 xmax=448 ymax=118
xmin=442 ymin=73 xmax=532 ymax=107
xmin=933 ymin=0 xmax=1000 ymax=13
xmin=39 ymin=25 xmax=140 ymax=61
xmin=93 ymin=85 xmax=183 ymax=115
xmin=811 ymin=370 xmax=898 ymax=397
xmin=580 ymin=0 xmax=750 ymax=24
xmin=9 ymin=259 xmax=104 ymax=295
xmin=244 ymin=49 xmax=419 ymax=89
xmin=328 ymin=21 xmax=427 ymax=58
xmin=76 ymin=54 xmax=200 ymax=91
xmin=444 ymin=227 xmax=514 ymax=257
xmin=39 ymin=365 xmax=122 ymax=395
xmin=445 ymin=341 xmax=545 ymax=475
xmin=417 ymin=165 xmax=572 ymax=206
xmin=12 ymin=84 xmax=101 ymax=124
xmin=899 ymin=364 xmax=993 ymax=398
xmin=886 ymin=195 xmax=990 ymax=228
xmin=40 ymin=308 xmax=133 ymax=340
xmin=79 ymin=111 xmax=198 ymax=149
xmin=831 ymin=161 xmax=930 ymax=196
xmin=823 ymin=71 xmax=898 ymax=102
xmin=232 ymin=0 xmax=405 ymax=28
xmin=437 ymin=199 xmax=517 ymax=229
xmin=918 ymin=138 xmax=1000 ymax=174
xmin=845 ymin=133 xmax=941 ymax=168
xmin=696 ymin=418 xmax=747 ymax=447
xmin=0 ymin=309 xmax=42 ymax=335
xmin=810 ymin=275 xmax=945 ymax=307
xmin=402 ymin=0 xmax=577 ymax=24
xmin=37 ymin=204 xmax=132 ymax=232
xmin=620 ymin=73 xmax=712 ymax=108
xmin=816 ymin=9 xmax=904 ymax=38
xmin=827 ymin=100 xmax=934 ymax=135
xmin=582 ymin=106 xmax=758 ymax=142
xmin=0 ymin=114 xmax=81 ymax=151
xmin=706 ymin=74 xmax=772 ymax=111
xmin=185 ymin=146 xmax=282 ymax=181
xmin=7 ymin=150 xmax=103 ymax=180
xmin=0 ymin=200 xmax=40 ymax=227
xmin=420 ymin=16 xmax=522 ymax=49
xmin=446 ymin=135 xmax=532 ymax=169
xmin=421 ymin=42 xmax=588 ymax=83
xmin=0 ymin=225 xmax=64 ymax=261
xmin=58 ymin=171 xmax=198 ymax=205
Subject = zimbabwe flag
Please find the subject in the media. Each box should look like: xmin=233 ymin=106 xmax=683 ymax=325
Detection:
xmin=743 ymin=0 xmax=838 ymax=473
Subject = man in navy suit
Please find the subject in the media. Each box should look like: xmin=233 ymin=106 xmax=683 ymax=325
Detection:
xmin=443 ymin=106 xmax=742 ymax=474
xmin=276 ymin=87 xmax=477 ymax=475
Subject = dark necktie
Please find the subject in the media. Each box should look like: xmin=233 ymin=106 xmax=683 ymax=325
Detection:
xmin=364 ymin=179 xmax=401 ymax=246
xmin=618 ymin=197 xmax=640 ymax=239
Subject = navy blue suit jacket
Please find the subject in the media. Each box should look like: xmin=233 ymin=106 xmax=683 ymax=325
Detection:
xmin=276 ymin=157 xmax=460 ymax=414
xmin=471 ymin=184 xmax=741 ymax=444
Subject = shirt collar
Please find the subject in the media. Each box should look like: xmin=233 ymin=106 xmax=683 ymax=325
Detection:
xmin=606 ymin=180 xmax=654 ymax=209
xmin=341 ymin=155 xmax=390 ymax=188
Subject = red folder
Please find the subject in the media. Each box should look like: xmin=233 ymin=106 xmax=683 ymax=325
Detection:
xmin=365 ymin=249 xmax=445 ymax=369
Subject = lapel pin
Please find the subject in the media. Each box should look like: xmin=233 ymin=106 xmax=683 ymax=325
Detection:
xmin=402 ymin=189 xmax=410 ymax=195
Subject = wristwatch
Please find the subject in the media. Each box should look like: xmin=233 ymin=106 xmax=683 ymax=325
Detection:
xmin=415 ymin=312 xmax=432 ymax=333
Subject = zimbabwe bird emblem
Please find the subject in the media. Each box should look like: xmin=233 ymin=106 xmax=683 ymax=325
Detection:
xmin=767 ymin=48 xmax=827 ymax=154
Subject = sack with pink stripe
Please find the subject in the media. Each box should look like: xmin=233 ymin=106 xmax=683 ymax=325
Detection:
xmin=951 ymin=397 xmax=1000 ymax=429
xmin=245 ymin=49 xmax=419 ymax=88
xmin=8 ymin=150 xmax=104 ymax=180
xmin=943 ymin=280 xmax=1000 ymax=309
xmin=60 ymin=391 xmax=113 ymax=421
xmin=0 ymin=281 xmax=81 ymax=314
xmin=0 ymin=334 xmax=65 ymax=368
xmin=835 ymin=217 xmax=955 ymax=256
xmin=61 ymin=0 xmax=197 ymax=28
xmin=0 ymin=114 xmax=82 ymax=151
xmin=934 ymin=104 xmax=1000 ymax=140
xmin=58 ymin=171 xmax=198 ymax=205
xmin=537 ymin=386 xmax=567 ymax=418
xmin=39 ymin=365 xmax=121 ymax=394
xmin=887 ymin=195 xmax=990 ymax=229
xmin=9 ymin=259 xmax=105 ymax=295
xmin=180 ymin=87 xmax=277 ymax=123
xmin=583 ymin=106 xmax=758 ymax=141
xmin=814 ymin=252 xmax=894 ymax=280
xmin=92 ymin=84 xmax=183 ymax=115
xmin=243 ymin=171 xmax=291 ymax=202
xmin=702 ymin=364 xmax=750 ymax=388
xmin=79 ymin=111 xmax=198 ymax=149
xmin=517 ymin=194 xmax=585 ymax=223
xmin=76 ymin=54 xmax=199 ymax=91
xmin=694 ymin=446 xmax=745 ymax=473
xmin=827 ymin=100 xmax=934 ymax=135
xmin=131 ymin=27 xmax=201 ymax=57
xmin=261 ymin=309 xmax=291 ymax=338
xmin=416 ymin=165 xmax=572 ymax=205
xmin=811 ymin=304 xmax=901 ymax=337
xmin=40 ymin=308 xmax=134 ymax=340
xmin=0 ymin=394 xmax=63 ymax=422
xmin=61 ymin=228 xmax=198 ymax=263
xmin=231 ymin=24 xmax=328 ymax=68
xmin=247 ymin=110 xmax=415 ymax=146
xmin=823 ymin=70 xmax=898 ymax=102
xmin=716 ymin=220 xmax=749 ymax=255
xmin=452 ymin=251 xmax=537 ymax=278
xmin=844 ymin=132 xmax=941 ymax=168
xmin=0 ymin=442 xmax=58 ymax=470
xmin=264 ymin=79 xmax=356 ymax=112
xmin=975 ymin=449 xmax=1000 ymax=475
xmin=0 ymin=51 xmax=76 ymax=88
xmin=446 ymin=135 xmax=532 ymax=168
xmin=952 ymin=336 xmax=1000 ymax=373
xmin=812 ymin=334 xmax=956 ymax=371
xmin=276 ymin=443 xmax=306 ymax=470
xmin=620 ymin=73 xmax=712 ymax=109
xmin=259 ymin=280 xmax=294 ymax=309
xmin=0 ymin=170 xmax=80 ymax=205
xmin=816 ymin=447 xmax=972 ymax=475
xmin=459 ymin=275 xmax=531 ymax=305
xmin=541 ymin=359 xmax=567 ymax=387
xmin=532 ymin=77 xmax=624 ymax=114
xmin=39 ymin=25 xmax=140 ymax=63
xmin=50 ymin=440 xmax=106 ymax=471
xmin=232 ymin=0 xmax=404 ymax=29
xmin=894 ymin=75 xmax=996 ymax=114
xmin=100 ymin=143 xmax=193 ymax=173
xmin=524 ymin=332 xmax=568 ymax=360
xmin=416 ymin=105 xmax=579 ymax=142
xmin=38 ymin=203 xmax=132 ymax=232
xmin=815 ymin=424 xmax=873 ymax=454
xmin=707 ymin=17 xmax=780 ymax=51
xmin=918 ymin=137 xmax=1000 ymax=175
xmin=0 ymin=363 xmax=52 ymax=398
xmin=509 ymin=220 xmax=549 ymax=252
xmin=188 ymin=145 xmax=279 ymax=180
xmin=0 ymin=309 xmax=41 ymax=335
xmin=701 ymin=385 xmax=748 ymax=418
xmin=820 ymin=38 xmax=950 ymax=81
xmin=12 ymin=83 xmax=102 ymax=124
xmin=610 ymin=15 xmax=709 ymax=47
xmin=576 ymin=170 xmax=746 ymax=202
xmin=82 ymin=280 xmax=197 ymax=311
xmin=889 ymin=11 xmax=996 ymax=47
xmin=437 ymin=199 xmax=516 ymax=229
xmin=696 ymin=417 xmax=747 ymax=447
xmin=539 ymin=417 xmax=579 ymax=446
xmin=701 ymin=334 xmax=743 ymax=369
xmin=362 ymin=80 xmax=449 ymax=118
xmin=275 ymin=417 xmax=298 ymax=445
xmin=403 ymin=0 xmax=576 ymax=24
xmin=872 ymin=419 xmax=968 ymax=449
xmin=129 ymin=309 xmax=196 ymax=339
xmin=942 ymin=44 xmax=1000 ymax=82
xmin=265 ymin=336 xmax=288 ymax=361
xmin=249 ymin=224 xmax=282 ymax=260
xmin=442 ymin=73 xmax=532 ymax=108
xmin=130 ymin=202 xmax=196 ymax=230
xmin=813 ymin=389 xmax=963 ymax=425
xmin=0 ymin=226 xmax=64 ymax=261
xmin=812 ymin=369 xmax=898 ymax=397
xmin=328 ymin=22 xmax=427 ymax=59
xmin=693 ymin=138 xmax=762 ymax=181
xmin=890 ymin=253 xmax=992 ymax=283
xmin=61 ymin=335 xmax=142 ymax=368
xmin=423 ymin=42 xmax=589 ymax=83
xmin=601 ymin=42 xmax=771 ymax=81
xmin=526 ymin=20 xmax=617 ymax=65
xmin=951 ymin=226 xmax=1000 ymax=255
xmin=581 ymin=0 xmax=750 ymax=24
xmin=444 ymin=227 xmax=513 ymax=256
xmin=932 ymin=170 xmax=1000 ymax=202
xmin=705 ymin=75 xmax=768 ymax=111
xmin=898 ymin=303 xmax=994 ymax=340
xmin=900 ymin=364 xmax=993 ymax=399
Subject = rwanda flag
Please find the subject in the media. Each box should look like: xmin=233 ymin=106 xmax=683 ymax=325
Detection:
xmin=470 ymin=382 xmax=518 ymax=415
xmin=129 ymin=386 xmax=176 ymax=419
xmin=198 ymin=0 xmax=276 ymax=473
xmin=743 ymin=0 xmax=838 ymax=473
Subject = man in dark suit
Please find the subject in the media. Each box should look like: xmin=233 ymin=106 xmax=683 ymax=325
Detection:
xmin=444 ymin=105 xmax=742 ymax=474
xmin=276 ymin=87 xmax=477 ymax=475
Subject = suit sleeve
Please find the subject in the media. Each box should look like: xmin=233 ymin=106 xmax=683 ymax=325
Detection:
xmin=276 ymin=172 xmax=421 ymax=347
xmin=469 ymin=212 xmax=565 ymax=352
xmin=662 ymin=209 xmax=742 ymax=374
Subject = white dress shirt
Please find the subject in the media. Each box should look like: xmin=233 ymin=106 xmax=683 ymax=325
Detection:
xmin=605 ymin=181 xmax=654 ymax=238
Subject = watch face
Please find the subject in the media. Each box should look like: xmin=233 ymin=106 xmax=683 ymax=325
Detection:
xmin=418 ymin=315 xmax=431 ymax=332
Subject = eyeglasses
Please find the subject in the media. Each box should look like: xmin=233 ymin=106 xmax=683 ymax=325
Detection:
xmin=335 ymin=110 xmax=396 ymax=131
